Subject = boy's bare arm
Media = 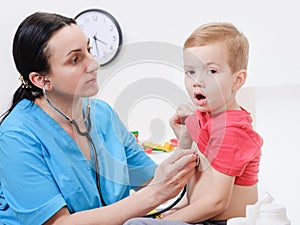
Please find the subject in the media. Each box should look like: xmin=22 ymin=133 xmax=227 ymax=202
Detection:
xmin=162 ymin=193 xmax=189 ymax=217
xmin=163 ymin=168 xmax=235 ymax=223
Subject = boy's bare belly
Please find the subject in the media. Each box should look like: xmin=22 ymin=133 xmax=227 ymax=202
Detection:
xmin=187 ymin=162 xmax=258 ymax=220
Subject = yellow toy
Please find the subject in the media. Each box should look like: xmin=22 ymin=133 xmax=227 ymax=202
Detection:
xmin=143 ymin=141 xmax=175 ymax=152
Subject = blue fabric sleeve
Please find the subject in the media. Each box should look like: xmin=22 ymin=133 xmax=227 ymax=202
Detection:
xmin=96 ymin=100 xmax=157 ymax=187
xmin=111 ymin=107 xmax=157 ymax=187
xmin=0 ymin=130 xmax=66 ymax=225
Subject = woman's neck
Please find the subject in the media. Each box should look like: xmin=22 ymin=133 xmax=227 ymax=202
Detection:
xmin=35 ymin=95 xmax=84 ymax=124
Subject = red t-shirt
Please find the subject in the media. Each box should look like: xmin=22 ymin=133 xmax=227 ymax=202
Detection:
xmin=185 ymin=108 xmax=263 ymax=186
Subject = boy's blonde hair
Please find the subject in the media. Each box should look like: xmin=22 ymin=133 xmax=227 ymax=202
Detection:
xmin=184 ymin=22 xmax=249 ymax=73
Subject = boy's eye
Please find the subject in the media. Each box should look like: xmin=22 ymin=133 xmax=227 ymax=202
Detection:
xmin=207 ymin=69 xmax=217 ymax=75
xmin=185 ymin=71 xmax=196 ymax=77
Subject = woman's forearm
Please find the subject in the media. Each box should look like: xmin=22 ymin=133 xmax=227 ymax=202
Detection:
xmin=63 ymin=185 xmax=163 ymax=225
xmin=47 ymin=149 xmax=197 ymax=225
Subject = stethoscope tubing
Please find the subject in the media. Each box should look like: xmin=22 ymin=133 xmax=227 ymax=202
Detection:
xmin=43 ymin=88 xmax=107 ymax=205
xmin=43 ymin=88 xmax=185 ymax=214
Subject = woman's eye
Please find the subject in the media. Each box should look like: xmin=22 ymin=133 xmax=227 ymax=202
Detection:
xmin=71 ymin=56 xmax=79 ymax=64
xmin=207 ymin=69 xmax=217 ymax=75
xmin=88 ymin=46 xmax=92 ymax=53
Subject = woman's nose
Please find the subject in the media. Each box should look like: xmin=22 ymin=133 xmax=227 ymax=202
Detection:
xmin=86 ymin=59 xmax=100 ymax=73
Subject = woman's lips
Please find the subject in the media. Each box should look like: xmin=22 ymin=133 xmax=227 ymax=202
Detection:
xmin=86 ymin=77 xmax=97 ymax=84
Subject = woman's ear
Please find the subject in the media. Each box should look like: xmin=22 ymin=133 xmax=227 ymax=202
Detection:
xmin=232 ymin=69 xmax=247 ymax=91
xmin=29 ymin=72 xmax=51 ymax=90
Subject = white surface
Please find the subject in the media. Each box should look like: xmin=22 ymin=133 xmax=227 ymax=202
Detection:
xmin=1 ymin=1 xmax=300 ymax=224
xmin=147 ymin=151 xmax=172 ymax=165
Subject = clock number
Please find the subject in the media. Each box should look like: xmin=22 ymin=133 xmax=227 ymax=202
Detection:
xmin=75 ymin=9 xmax=123 ymax=66
xmin=79 ymin=24 xmax=84 ymax=30
xmin=92 ymin=15 xmax=98 ymax=21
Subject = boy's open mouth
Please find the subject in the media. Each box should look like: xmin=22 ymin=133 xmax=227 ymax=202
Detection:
xmin=195 ymin=93 xmax=206 ymax=100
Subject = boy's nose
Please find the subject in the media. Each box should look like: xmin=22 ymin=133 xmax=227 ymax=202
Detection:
xmin=192 ymin=77 xmax=205 ymax=88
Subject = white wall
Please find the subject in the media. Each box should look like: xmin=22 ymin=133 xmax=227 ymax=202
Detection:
xmin=1 ymin=0 xmax=299 ymax=223
xmin=255 ymin=85 xmax=300 ymax=224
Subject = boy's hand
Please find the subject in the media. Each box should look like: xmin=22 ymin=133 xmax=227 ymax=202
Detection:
xmin=169 ymin=104 xmax=195 ymax=149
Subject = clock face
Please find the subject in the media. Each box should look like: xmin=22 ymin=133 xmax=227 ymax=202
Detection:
xmin=75 ymin=9 xmax=123 ymax=66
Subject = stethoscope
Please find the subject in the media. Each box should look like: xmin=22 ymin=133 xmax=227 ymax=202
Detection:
xmin=42 ymin=85 xmax=185 ymax=217
xmin=43 ymin=86 xmax=107 ymax=206
xmin=144 ymin=186 xmax=186 ymax=218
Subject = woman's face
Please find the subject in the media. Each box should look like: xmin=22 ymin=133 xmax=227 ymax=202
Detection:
xmin=46 ymin=24 xmax=100 ymax=100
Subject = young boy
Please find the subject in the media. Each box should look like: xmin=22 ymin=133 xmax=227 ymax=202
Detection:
xmin=124 ymin=22 xmax=263 ymax=225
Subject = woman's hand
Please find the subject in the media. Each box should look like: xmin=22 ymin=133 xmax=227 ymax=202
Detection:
xmin=149 ymin=149 xmax=197 ymax=202
xmin=169 ymin=104 xmax=195 ymax=149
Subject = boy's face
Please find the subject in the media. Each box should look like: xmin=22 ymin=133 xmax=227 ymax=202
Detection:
xmin=183 ymin=41 xmax=240 ymax=114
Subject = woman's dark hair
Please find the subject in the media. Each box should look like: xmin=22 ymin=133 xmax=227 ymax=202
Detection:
xmin=0 ymin=12 xmax=76 ymax=123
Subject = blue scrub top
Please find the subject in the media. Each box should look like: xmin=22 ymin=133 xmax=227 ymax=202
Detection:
xmin=0 ymin=99 xmax=157 ymax=225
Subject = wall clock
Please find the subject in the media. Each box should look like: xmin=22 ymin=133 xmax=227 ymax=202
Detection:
xmin=75 ymin=9 xmax=123 ymax=66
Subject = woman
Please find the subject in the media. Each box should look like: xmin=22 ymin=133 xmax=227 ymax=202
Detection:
xmin=0 ymin=12 xmax=197 ymax=225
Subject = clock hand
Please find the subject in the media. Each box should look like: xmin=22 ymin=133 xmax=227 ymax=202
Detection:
xmin=93 ymin=38 xmax=100 ymax=56
xmin=93 ymin=34 xmax=107 ymax=46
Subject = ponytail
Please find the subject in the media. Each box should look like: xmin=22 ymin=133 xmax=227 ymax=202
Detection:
xmin=1 ymin=12 xmax=76 ymax=124
xmin=0 ymin=84 xmax=42 ymax=124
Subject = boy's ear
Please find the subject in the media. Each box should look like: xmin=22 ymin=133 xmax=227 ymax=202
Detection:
xmin=29 ymin=72 xmax=51 ymax=90
xmin=233 ymin=69 xmax=247 ymax=91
